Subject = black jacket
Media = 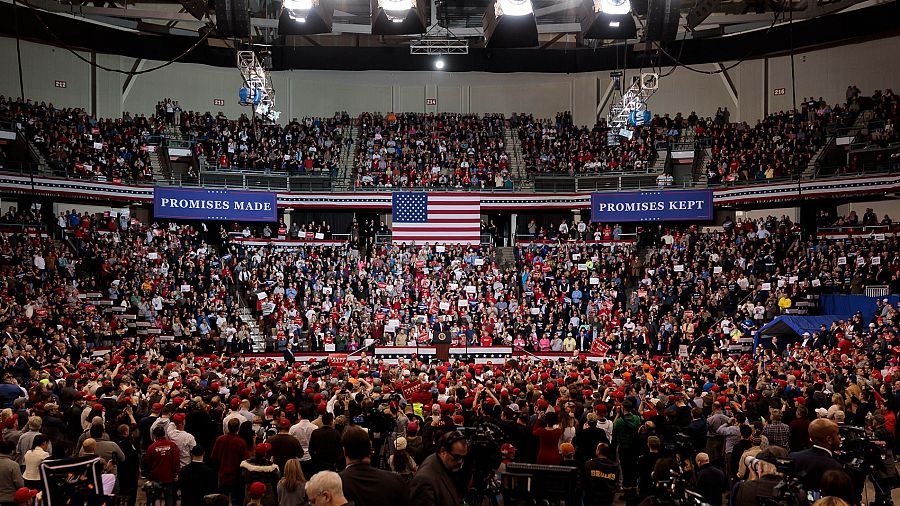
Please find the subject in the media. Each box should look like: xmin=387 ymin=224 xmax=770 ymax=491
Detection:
xmin=789 ymin=446 xmax=842 ymax=492
xmin=693 ymin=463 xmax=727 ymax=506
xmin=583 ymin=456 xmax=621 ymax=506
xmin=340 ymin=462 xmax=410 ymax=506
xmin=408 ymin=454 xmax=463 ymax=506
xmin=730 ymin=474 xmax=782 ymax=506
xmin=178 ymin=460 xmax=218 ymax=506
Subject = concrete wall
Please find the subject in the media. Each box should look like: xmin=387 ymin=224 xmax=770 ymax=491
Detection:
xmin=2 ymin=34 xmax=898 ymax=127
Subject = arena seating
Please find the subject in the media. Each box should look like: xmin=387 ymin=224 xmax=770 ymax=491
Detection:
xmin=515 ymin=111 xmax=663 ymax=175
xmin=0 ymin=97 xmax=160 ymax=182
xmin=180 ymin=110 xmax=351 ymax=176
xmin=353 ymin=112 xmax=512 ymax=189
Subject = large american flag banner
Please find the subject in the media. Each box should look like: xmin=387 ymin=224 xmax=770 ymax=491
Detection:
xmin=392 ymin=192 xmax=481 ymax=245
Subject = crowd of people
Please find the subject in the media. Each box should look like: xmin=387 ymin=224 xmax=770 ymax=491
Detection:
xmin=513 ymin=111 xmax=662 ymax=175
xmin=700 ymin=99 xmax=846 ymax=184
xmin=0 ymin=205 xmax=897 ymax=505
xmin=353 ymin=112 xmax=513 ymax=189
xmin=179 ymin=111 xmax=351 ymax=176
xmin=0 ymin=97 xmax=161 ymax=182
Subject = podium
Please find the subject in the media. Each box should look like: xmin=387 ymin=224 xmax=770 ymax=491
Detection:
xmin=432 ymin=333 xmax=451 ymax=361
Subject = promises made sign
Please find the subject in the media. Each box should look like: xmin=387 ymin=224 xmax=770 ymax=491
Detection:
xmin=154 ymin=187 xmax=277 ymax=222
xmin=591 ymin=189 xmax=713 ymax=222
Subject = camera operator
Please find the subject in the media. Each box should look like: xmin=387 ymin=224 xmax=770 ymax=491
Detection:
xmin=730 ymin=446 xmax=789 ymax=506
xmin=788 ymin=419 xmax=842 ymax=493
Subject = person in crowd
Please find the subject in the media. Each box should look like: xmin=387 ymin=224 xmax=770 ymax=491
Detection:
xmin=729 ymin=446 xmax=788 ymax=506
xmin=305 ymin=471 xmax=350 ymax=506
xmin=582 ymin=443 xmax=620 ymax=506
xmin=277 ymin=458 xmax=307 ymax=506
xmin=789 ymin=419 xmax=843 ymax=493
xmin=21 ymin=435 xmax=48 ymax=490
xmin=144 ymin=426 xmax=180 ymax=506
xmin=240 ymin=443 xmax=280 ymax=506
xmin=212 ymin=418 xmax=250 ymax=504
xmin=338 ymin=426 xmax=409 ymax=506
xmin=308 ymin=412 xmax=342 ymax=475
xmin=178 ymin=445 xmax=218 ymax=506
xmin=409 ymin=431 xmax=469 ymax=506
xmin=388 ymin=436 xmax=417 ymax=481
xmin=691 ymin=452 xmax=727 ymax=506
xmin=268 ymin=418 xmax=304 ymax=473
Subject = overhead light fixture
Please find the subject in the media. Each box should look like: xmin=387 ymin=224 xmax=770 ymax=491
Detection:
xmin=495 ymin=0 xmax=534 ymax=16
xmin=435 ymin=59 xmax=445 ymax=69
xmin=277 ymin=0 xmax=333 ymax=35
xmin=483 ymin=0 xmax=538 ymax=48
xmin=579 ymin=0 xmax=637 ymax=39
xmin=596 ymin=0 xmax=632 ymax=15
xmin=371 ymin=0 xmax=426 ymax=35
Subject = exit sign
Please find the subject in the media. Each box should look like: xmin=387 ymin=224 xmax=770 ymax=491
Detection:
xmin=213 ymin=99 xmax=225 ymax=106
xmin=425 ymin=98 xmax=437 ymax=106
xmin=773 ymin=88 xmax=786 ymax=96
xmin=54 ymin=80 xmax=67 ymax=88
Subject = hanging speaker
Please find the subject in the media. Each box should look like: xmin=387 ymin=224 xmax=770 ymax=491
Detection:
xmin=645 ymin=0 xmax=681 ymax=43
xmin=215 ymin=0 xmax=251 ymax=38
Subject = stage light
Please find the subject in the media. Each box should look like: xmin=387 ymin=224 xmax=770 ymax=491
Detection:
xmin=277 ymin=0 xmax=333 ymax=35
xmin=435 ymin=59 xmax=445 ymax=69
xmin=371 ymin=0 xmax=426 ymax=35
xmin=495 ymin=0 xmax=534 ymax=16
xmin=483 ymin=0 xmax=538 ymax=48
xmin=598 ymin=0 xmax=631 ymax=15
xmin=579 ymin=0 xmax=637 ymax=39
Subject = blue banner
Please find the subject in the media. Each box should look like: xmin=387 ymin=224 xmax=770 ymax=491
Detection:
xmin=591 ymin=189 xmax=713 ymax=222
xmin=154 ymin=187 xmax=277 ymax=222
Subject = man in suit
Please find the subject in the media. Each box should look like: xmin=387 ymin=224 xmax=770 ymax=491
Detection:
xmin=283 ymin=342 xmax=296 ymax=366
xmin=789 ymin=418 xmax=842 ymax=493
xmin=692 ymin=452 xmax=727 ymax=506
xmin=339 ymin=426 xmax=409 ymax=506
xmin=432 ymin=316 xmax=451 ymax=344
xmin=178 ymin=445 xmax=217 ymax=506
xmin=409 ymin=431 xmax=469 ymax=506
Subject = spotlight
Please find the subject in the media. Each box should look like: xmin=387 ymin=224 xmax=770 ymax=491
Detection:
xmin=371 ymin=0 xmax=427 ymax=34
xmin=598 ymin=0 xmax=631 ymax=15
xmin=435 ymin=59 xmax=445 ymax=69
xmin=579 ymin=0 xmax=636 ymax=39
xmin=277 ymin=0 xmax=333 ymax=35
xmin=483 ymin=0 xmax=538 ymax=48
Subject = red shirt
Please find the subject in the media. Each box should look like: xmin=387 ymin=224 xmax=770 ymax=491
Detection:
xmin=211 ymin=433 xmax=250 ymax=486
xmin=145 ymin=438 xmax=180 ymax=484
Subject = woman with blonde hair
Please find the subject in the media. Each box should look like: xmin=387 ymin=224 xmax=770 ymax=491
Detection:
xmin=826 ymin=393 xmax=845 ymax=420
xmin=276 ymin=458 xmax=306 ymax=506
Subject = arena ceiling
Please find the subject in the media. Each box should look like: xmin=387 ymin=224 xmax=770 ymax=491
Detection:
xmin=0 ymin=0 xmax=897 ymax=72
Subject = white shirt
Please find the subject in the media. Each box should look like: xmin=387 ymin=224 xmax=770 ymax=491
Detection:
xmin=289 ymin=420 xmax=317 ymax=461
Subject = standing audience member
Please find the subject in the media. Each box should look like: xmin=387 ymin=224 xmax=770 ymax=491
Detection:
xmin=277 ymin=458 xmax=307 ymax=506
xmin=178 ymin=445 xmax=218 ymax=506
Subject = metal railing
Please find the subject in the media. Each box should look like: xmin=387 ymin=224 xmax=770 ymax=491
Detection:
xmin=515 ymin=232 xmax=637 ymax=243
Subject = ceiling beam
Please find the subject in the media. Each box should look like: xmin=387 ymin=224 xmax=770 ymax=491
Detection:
xmin=533 ymin=0 xmax=579 ymax=17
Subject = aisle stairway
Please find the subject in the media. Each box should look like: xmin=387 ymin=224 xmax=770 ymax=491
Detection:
xmin=238 ymin=307 xmax=267 ymax=352
xmin=495 ymin=246 xmax=515 ymax=266
xmin=503 ymin=127 xmax=530 ymax=189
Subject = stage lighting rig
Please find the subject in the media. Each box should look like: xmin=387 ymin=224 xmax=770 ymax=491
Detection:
xmin=237 ymin=49 xmax=281 ymax=123
xmin=483 ymin=0 xmax=538 ymax=48
xmin=278 ymin=0 xmax=334 ymax=34
xmin=579 ymin=0 xmax=637 ymax=39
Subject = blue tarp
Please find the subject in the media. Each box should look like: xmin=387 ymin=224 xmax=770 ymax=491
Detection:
xmin=820 ymin=294 xmax=900 ymax=324
xmin=754 ymin=315 xmax=848 ymax=350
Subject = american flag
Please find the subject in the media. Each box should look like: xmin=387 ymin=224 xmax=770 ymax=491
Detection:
xmin=392 ymin=192 xmax=481 ymax=245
